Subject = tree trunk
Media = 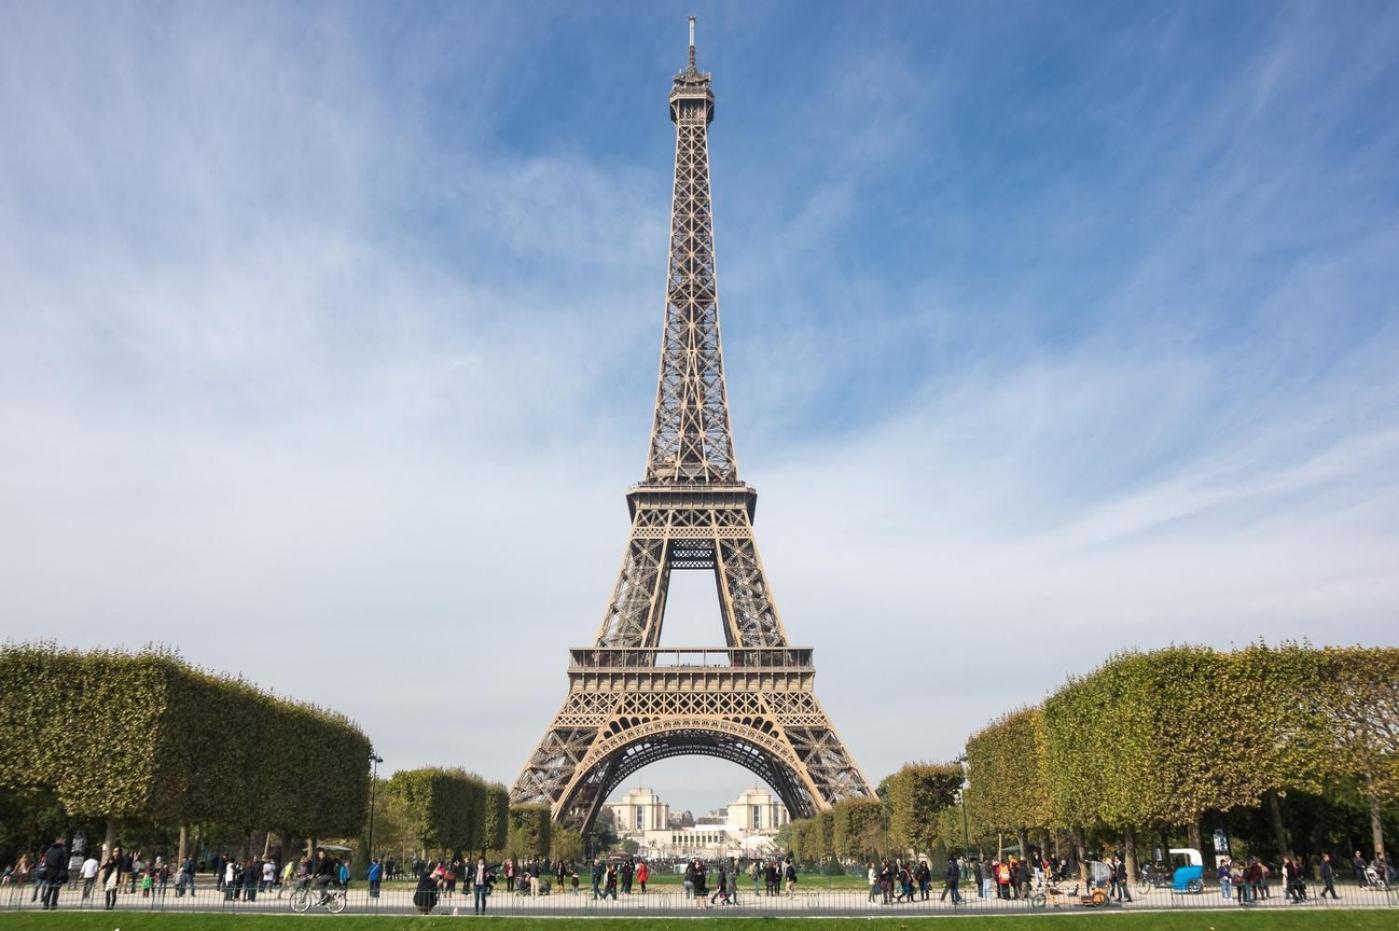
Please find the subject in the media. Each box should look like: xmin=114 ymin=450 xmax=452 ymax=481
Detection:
xmin=1265 ymin=789 xmax=1289 ymax=859
xmin=1053 ymin=830 xmax=1062 ymax=862
xmin=1039 ymin=829 xmax=1052 ymax=865
xmin=1016 ymin=829 xmax=1029 ymax=862
xmin=1186 ymin=817 xmax=1202 ymax=854
xmin=178 ymin=824 xmax=188 ymax=864
xmin=103 ymin=817 xmax=118 ymax=861
xmin=263 ymin=831 xmax=274 ymax=859
xmin=1123 ymin=825 xmax=1137 ymax=882
xmin=1073 ymin=826 xmax=1087 ymax=881
xmin=1371 ymin=789 xmax=1386 ymax=860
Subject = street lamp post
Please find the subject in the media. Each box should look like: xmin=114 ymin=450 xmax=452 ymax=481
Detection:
xmin=367 ymin=751 xmax=384 ymax=872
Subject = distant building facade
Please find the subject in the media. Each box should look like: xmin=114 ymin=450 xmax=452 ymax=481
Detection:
xmin=606 ymin=786 xmax=670 ymax=833
xmin=604 ymin=786 xmax=790 ymax=859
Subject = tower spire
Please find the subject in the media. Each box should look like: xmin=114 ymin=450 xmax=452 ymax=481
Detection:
xmin=655 ymin=16 xmax=725 ymax=484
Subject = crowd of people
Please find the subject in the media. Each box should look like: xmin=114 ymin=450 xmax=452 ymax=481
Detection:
xmin=2 ymin=837 xmax=1394 ymax=912
xmin=0 ymin=839 xmax=362 ymax=911
xmin=0 ymin=837 xmax=202 ymax=910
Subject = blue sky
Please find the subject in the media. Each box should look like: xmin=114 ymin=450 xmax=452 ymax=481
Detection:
xmin=2 ymin=1 xmax=1398 ymax=815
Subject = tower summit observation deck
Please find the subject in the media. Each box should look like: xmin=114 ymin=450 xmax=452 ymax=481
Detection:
xmin=511 ymin=18 xmax=875 ymax=833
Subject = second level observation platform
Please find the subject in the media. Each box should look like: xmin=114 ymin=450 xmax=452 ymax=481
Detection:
xmin=566 ymin=646 xmax=816 ymax=693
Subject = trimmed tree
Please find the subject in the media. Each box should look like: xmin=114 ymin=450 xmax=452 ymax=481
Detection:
xmin=385 ymin=767 xmax=487 ymax=858
xmin=1314 ymin=646 xmax=1399 ymax=858
xmin=507 ymin=804 xmax=552 ymax=859
xmin=830 ymin=798 xmax=886 ymax=861
xmin=882 ymin=762 xmax=964 ymax=856
xmin=482 ymin=784 xmax=510 ymax=854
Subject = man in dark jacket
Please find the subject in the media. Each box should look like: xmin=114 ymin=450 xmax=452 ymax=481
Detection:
xmin=40 ymin=837 xmax=68 ymax=910
xmin=1320 ymin=854 xmax=1339 ymax=899
xmin=941 ymin=856 xmax=961 ymax=903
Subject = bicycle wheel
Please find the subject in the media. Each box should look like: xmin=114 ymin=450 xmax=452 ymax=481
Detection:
xmin=1186 ymin=879 xmax=1203 ymax=894
xmin=326 ymin=890 xmax=347 ymax=914
xmin=290 ymin=887 xmax=311 ymax=913
xmin=1030 ymin=893 xmax=1047 ymax=908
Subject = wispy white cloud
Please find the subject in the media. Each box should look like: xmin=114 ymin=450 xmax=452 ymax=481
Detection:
xmin=1 ymin=1 xmax=1396 ymax=814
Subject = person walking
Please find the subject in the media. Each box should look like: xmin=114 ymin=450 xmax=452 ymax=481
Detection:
xmin=941 ymin=855 xmax=961 ymax=903
xmin=80 ymin=853 xmax=99 ymax=900
xmin=178 ymin=857 xmax=195 ymax=897
xmin=1109 ymin=855 xmax=1131 ymax=902
xmin=39 ymin=836 xmax=67 ymax=910
xmin=590 ymin=859 xmax=603 ymax=900
xmin=368 ymin=857 xmax=383 ymax=898
xmin=1320 ymin=853 xmax=1339 ymax=899
xmin=636 ymin=859 xmax=649 ymax=893
xmin=604 ymin=863 xmax=618 ymax=900
xmin=710 ymin=861 xmax=728 ymax=906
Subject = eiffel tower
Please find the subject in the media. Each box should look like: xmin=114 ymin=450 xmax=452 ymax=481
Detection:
xmin=510 ymin=18 xmax=875 ymax=831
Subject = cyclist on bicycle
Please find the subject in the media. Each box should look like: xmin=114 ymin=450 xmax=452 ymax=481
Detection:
xmin=312 ymin=848 xmax=339 ymax=904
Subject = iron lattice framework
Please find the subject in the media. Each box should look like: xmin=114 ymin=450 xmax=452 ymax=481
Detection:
xmin=511 ymin=20 xmax=875 ymax=832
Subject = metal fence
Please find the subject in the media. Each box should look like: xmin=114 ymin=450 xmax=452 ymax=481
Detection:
xmin=4 ymin=876 xmax=1397 ymax=916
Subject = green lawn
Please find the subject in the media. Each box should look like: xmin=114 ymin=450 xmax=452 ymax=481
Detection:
xmin=0 ymin=911 xmax=1392 ymax=930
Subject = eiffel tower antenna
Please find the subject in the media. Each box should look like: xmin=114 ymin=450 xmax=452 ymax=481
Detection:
xmin=511 ymin=18 xmax=874 ymax=832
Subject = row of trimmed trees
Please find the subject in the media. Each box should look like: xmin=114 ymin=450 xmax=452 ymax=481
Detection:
xmin=786 ymin=764 xmax=966 ymax=865
xmin=0 ymin=645 xmax=371 ymax=860
xmin=377 ymin=767 xmax=568 ymax=863
xmin=964 ymin=644 xmax=1399 ymax=875
xmin=0 ymin=645 xmax=589 ymax=872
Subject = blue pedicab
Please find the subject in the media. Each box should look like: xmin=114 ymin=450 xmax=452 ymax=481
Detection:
xmin=1169 ymin=848 xmax=1205 ymax=894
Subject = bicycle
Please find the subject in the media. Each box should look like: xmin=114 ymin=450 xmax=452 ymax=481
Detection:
xmin=290 ymin=880 xmax=346 ymax=914
xmin=1136 ymin=863 xmax=1172 ymax=897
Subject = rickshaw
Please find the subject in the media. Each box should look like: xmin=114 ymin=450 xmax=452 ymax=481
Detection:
xmin=1169 ymin=848 xmax=1204 ymax=893
xmin=1039 ymin=860 xmax=1112 ymax=908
